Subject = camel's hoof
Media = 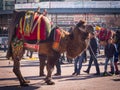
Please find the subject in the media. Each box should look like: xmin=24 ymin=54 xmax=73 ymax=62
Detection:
xmin=45 ymin=80 xmax=55 ymax=85
xmin=20 ymin=83 xmax=29 ymax=87
xmin=24 ymin=80 xmax=30 ymax=83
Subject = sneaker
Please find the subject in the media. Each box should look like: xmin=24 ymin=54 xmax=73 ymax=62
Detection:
xmin=115 ymin=71 xmax=120 ymax=75
xmin=107 ymin=72 xmax=113 ymax=76
xmin=40 ymin=73 xmax=46 ymax=77
xmin=112 ymin=74 xmax=115 ymax=76
xmin=103 ymin=72 xmax=107 ymax=76
xmin=76 ymin=73 xmax=80 ymax=76
xmin=103 ymin=72 xmax=112 ymax=76
xmin=54 ymin=73 xmax=61 ymax=76
xmin=83 ymin=70 xmax=89 ymax=74
xmin=72 ymin=72 xmax=76 ymax=75
xmin=109 ymin=71 xmax=114 ymax=75
xmin=93 ymin=73 xmax=100 ymax=76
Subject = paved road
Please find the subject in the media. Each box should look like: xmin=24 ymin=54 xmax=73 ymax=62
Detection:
xmin=0 ymin=51 xmax=120 ymax=90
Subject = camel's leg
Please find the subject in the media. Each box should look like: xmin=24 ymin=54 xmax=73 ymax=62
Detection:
xmin=45 ymin=52 xmax=60 ymax=85
xmin=13 ymin=58 xmax=30 ymax=86
xmin=38 ymin=54 xmax=47 ymax=76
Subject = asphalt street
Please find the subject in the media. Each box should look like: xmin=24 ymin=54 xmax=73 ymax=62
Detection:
xmin=0 ymin=50 xmax=120 ymax=90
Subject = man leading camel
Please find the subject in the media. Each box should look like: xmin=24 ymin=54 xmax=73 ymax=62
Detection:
xmin=84 ymin=31 xmax=100 ymax=75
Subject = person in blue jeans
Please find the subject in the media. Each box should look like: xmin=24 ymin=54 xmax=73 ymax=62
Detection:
xmin=83 ymin=32 xmax=100 ymax=75
xmin=112 ymin=34 xmax=120 ymax=75
xmin=103 ymin=38 xmax=116 ymax=76
xmin=113 ymin=43 xmax=119 ymax=75
xmin=72 ymin=51 xmax=86 ymax=76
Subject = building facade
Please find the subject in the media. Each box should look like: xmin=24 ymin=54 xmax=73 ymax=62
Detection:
xmin=15 ymin=1 xmax=120 ymax=30
xmin=15 ymin=0 xmax=40 ymax=4
xmin=0 ymin=0 xmax=120 ymax=36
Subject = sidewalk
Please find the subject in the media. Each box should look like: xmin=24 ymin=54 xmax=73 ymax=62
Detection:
xmin=0 ymin=50 xmax=39 ymax=60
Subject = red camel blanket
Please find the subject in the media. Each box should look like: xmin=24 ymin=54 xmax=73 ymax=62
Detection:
xmin=12 ymin=11 xmax=62 ymax=52
xmin=23 ymin=28 xmax=62 ymax=51
xmin=97 ymin=28 xmax=112 ymax=41
xmin=16 ymin=11 xmax=51 ymax=41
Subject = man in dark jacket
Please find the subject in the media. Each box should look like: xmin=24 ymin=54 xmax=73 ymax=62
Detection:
xmin=84 ymin=32 xmax=100 ymax=75
xmin=103 ymin=38 xmax=116 ymax=76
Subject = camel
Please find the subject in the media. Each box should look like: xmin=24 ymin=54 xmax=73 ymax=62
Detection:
xmin=6 ymin=10 xmax=94 ymax=86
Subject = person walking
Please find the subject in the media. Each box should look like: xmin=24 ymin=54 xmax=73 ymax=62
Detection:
xmin=83 ymin=32 xmax=100 ymax=75
xmin=112 ymin=32 xmax=120 ymax=75
xmin=113 ymin=43 xmax=119 ymax=75
xmin=103 ymin=38 xmax=116 ymax=76
xmin=72 ymin=51 xmax=86 ymax=76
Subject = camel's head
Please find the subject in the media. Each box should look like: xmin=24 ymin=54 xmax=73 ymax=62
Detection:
xmin=66 ymin=20 xmax=94 ymax=58
xmin=69 ymin=20 xmax=94 ymax=41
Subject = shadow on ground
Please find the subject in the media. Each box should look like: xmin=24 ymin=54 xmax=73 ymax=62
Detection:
xmin=0 ymin=85 xmax=40 ymax=90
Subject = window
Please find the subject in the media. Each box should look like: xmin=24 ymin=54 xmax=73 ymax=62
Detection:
xmin=5 ymin=1 xmax=15 ymax=6
xmin=5 ymin=1 xmax=15 ymax=10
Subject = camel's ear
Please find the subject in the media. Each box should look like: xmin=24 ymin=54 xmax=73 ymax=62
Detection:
xmin=76 ymin=20 xmax=85 ymax=27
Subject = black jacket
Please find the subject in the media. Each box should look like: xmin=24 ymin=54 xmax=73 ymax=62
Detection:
xmin=89 ymin=37 xmax=98 ymax=55
xmin=105 ymin=43 xmax=116 ymax=58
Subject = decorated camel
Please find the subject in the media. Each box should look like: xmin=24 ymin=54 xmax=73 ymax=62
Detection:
xmin=6 ymin=10 xmax=94 ymax=86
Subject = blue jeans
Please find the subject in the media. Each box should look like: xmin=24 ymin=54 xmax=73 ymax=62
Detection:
xmin=74 ymin=53 xmax=85 ymax=74
xmin=104 ymin=57 xmax=115 ymax=73
xmin=86 ymin=54 xmax=100 ymax=74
